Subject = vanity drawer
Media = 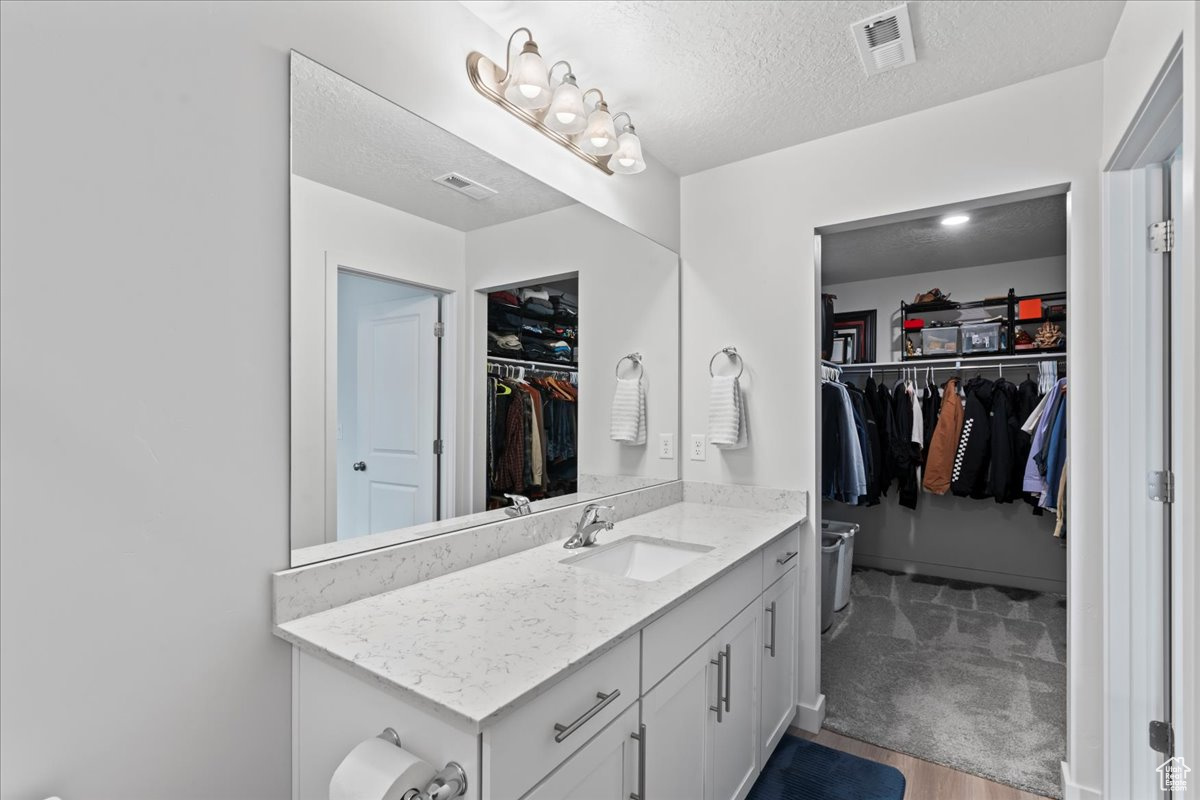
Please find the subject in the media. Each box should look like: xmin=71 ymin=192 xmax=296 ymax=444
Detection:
xmin=483 ymin=634 xmax=639 ymax=800
xmin=763 ymin=526 xmax=800 ymax=588
xmin=641 ymin=553 xmax=761 ymax=691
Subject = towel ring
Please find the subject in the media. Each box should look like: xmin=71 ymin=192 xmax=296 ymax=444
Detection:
xmin=709 ymin=346 xmax=744 ymax=379
xmin=615 ymin=352 xmax=644 ymax=379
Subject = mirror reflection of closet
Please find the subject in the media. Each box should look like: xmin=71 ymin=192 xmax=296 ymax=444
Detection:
xmin=288 ymin=52 xmax=680 ymax=567
xmin=486 ymin=276 xmax=580 ymax=509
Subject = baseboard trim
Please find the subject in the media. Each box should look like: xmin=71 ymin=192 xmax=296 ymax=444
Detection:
xmin=794 ymin=695 xmax=826 ymax=733
xmin=1061 ymin=760 xmax=1102 ymax=800
xmin=853 ymin=553 xmax=1067 ymax=594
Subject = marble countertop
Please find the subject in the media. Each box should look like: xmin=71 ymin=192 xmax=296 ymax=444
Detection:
xmin=275 ymin=501 xmax=804 ymax=732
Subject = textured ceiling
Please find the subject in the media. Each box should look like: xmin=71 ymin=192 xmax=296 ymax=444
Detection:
xmin=821 ymin=194 xmax=1067 ymax=284
xmin=291 ymin=53 xmax=575 ymax=231
xmin=460 ymin=1 xmax=1125 ymax=175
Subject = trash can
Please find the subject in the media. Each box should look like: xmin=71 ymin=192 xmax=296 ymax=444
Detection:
xmin=820 ymin=532 xmax=842 ymax=633
xmin=822 ymin=520 xmax=859 ymax=612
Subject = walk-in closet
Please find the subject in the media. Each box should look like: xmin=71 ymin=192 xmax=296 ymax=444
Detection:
xmin=816 ymin=190 xmax=1070 ymax=799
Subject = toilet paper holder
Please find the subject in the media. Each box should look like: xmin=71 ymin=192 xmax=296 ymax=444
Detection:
xmin=375 ymin=728 xmax=468 ymax=800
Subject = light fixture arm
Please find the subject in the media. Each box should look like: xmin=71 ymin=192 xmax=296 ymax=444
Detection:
xmin=582 ymin=88 xmax=607 ymax=110
xmin=501 ymin=27 xmax=536 ymax=81
xmin=611 ymin=112 xmax=634 ymax=132
xmin=549 ymin=60 xmax=575 ymax=84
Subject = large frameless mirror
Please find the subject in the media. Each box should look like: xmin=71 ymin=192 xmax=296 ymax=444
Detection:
xmin=289 ymin=53 xmax=680 ymax=566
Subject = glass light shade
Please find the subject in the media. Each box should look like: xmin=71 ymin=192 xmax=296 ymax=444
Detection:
xmin=503 ymin=43 xmax=551 ymax=110
xmin=610 ymin=128 xmax=646 ymax=174
xmin=577 ymin=103 xmax=618 ymax=155
xmin=544 ymin=78 xmax=587 ymax=134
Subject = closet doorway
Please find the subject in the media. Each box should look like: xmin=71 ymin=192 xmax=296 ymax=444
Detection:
xmin=814 ymin=187 xmax=1071 ymax=800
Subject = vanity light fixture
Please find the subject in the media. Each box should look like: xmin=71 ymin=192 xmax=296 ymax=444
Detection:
xmin=941 ymin=214 xmax=970 ymax=226
xmin=610 ymin=112 xmax=646 ymax=174
xmin=466 ymin=28 xmax=646 ymax=176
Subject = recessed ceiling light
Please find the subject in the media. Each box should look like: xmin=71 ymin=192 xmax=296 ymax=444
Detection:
xmin=941 ymin=214 xmax=970 ymax=226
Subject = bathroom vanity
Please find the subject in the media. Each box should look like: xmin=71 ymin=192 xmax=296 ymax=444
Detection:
xmin=276 ymin=498 xmax=806 ymax=800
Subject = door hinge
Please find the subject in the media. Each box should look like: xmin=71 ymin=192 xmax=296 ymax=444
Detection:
xmin=1149 ymin=720 xmax=1174 ymax=754
xmin=433 ymin=321 xmax=445 ymax=338
xmin=1148 ymin=470 xmax=1175 ymax=503
xmin=1150 ymin=219 xmax=1174 ymax=253
xmin=433 ymin=439 xmax=444 ymax=456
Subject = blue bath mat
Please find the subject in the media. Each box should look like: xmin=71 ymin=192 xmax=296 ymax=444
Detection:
xmin=746 ymin=736 xmax=906 ymax=800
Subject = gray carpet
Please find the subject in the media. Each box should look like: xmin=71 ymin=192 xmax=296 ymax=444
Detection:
xmin=822 ymin=567 xmax=1066 ymax=799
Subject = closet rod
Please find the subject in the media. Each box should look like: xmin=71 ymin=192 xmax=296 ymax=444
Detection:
xmin=487 ymin=355 xmax=578 ymax=372
xmin=838 ymin=353 xmax=1066 ymax=370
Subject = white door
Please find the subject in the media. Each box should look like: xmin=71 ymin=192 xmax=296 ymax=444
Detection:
xmin=707 ymin=601 xmax=762 ymax=800
xmin=643 ymin=642 xmax=712 ymax=800
xmin=521 ymin=704 xmax=641 ymax=800
xmin=760 ymin=569 xmax=798 ymax=763
xmin=351 ymin=293 xmax=439 ymax=536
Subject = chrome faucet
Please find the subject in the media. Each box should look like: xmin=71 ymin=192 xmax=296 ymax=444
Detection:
xmin=504 ymin=494 xmax=532 ymax=517
xmin=564 ymin=504 xmax=615 ymax=549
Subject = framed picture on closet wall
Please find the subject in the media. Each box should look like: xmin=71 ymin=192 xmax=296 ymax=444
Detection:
xmin=833 ymin=309 xmax=877 ymax=363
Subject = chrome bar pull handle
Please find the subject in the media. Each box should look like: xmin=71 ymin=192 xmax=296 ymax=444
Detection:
xmin=776 ymin=551 xmax=798 ymax=565
xmin=709 ymin=650 xmax=725 ymax=723
xmin=722 ymin=643 xmax=731 ymax=713
xmin=553 ymin=689 xmax=621 ymax=743
xmin=629 ymin=723 xmax=646 ymax=800
xmin=765 ymin=601 xmax=777 ymax=657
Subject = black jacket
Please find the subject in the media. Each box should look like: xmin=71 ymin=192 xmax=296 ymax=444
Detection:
xmin=952 ymin=377 xmax=994 ymax=499
xmin=869 ymin=378 xmax=895 ymax=496
xmin=988 ymin=379 xmax=1021 ymax=503
xmin=890 ymin=382 xmax=920 ymax=509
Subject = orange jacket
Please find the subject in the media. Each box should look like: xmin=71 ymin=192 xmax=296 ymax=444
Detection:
xmin=922 ymin=378 xmax=965 ymax=495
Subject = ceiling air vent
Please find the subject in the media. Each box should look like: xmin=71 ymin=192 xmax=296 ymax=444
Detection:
xmin=850 ymin=3 xmax=916 ymax=76
xmin=433 ymin=172 xmax=497 ymax=201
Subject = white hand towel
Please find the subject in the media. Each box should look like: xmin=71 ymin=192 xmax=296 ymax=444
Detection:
xmin=708 ymin=375 xmax=747 ymax=449
xmin=610 ymin=377 xmax=646 ymax=445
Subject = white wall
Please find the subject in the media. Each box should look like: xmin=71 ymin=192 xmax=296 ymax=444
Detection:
xmin=824 ymin=255 xmax=1067 ymax=362
xmin=465 ymin=204 xmax=680 ymax=510
xmin=680 ymin=62 xmax=1104 ymax=792
xmin=0 ymin=2 xmax=677 ymax=798
xmin=291 ymin=176 xmax=466 ymax=551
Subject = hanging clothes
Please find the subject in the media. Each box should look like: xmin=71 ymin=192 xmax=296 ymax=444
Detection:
xmin=951 ymin=377 xmax=994 ymax=499
xmin=487 ymin=371 xmax=578 ymax=503
xmin=846 ymin=382 xmax=883 ymax=505
xmin=872 ymin=378 xmax=896 ymax=497
xmin=988 ymin=378 xmax=1021 ymax=503
xmin=922 ymin=377 xmax=964 ymax=495
xmin=890 ymin=380 xmax=920 ymax=510
xmin=821 ymin=378 xmax=868 ymax=505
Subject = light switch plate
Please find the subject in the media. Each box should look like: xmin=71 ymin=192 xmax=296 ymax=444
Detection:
xmin=658 ymin=433 xmax=675 ymax=459
xmin=690 ymin=434 xmax=707 ymax=461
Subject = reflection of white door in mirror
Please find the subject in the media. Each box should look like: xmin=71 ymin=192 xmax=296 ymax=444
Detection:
xmin=336 ymin=270 xmax=440 ymax=540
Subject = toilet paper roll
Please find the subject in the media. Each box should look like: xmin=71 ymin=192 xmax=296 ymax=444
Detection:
xmin=330 ymin=736 xmax=437 ymax=800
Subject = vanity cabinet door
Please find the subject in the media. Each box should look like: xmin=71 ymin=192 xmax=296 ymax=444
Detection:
xmin=521 ymin=703 xmax=641 ymax=800
xmin=760 ymin=567 xmax=798 ymax=763
xmin=642 ymin=642 xmax=713 ymax=800
xmin=706 ymin=601 xmax=762 ymax=800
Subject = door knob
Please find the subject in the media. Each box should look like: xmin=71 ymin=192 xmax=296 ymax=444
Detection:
xmin=353 ymin=461 xmax=367 ymax=472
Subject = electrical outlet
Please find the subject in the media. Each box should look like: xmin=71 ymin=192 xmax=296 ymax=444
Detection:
xmin=658 ymin=433 xmax=675 ymax=460
xmin=690 ymin=434 xmax=707 ymax=461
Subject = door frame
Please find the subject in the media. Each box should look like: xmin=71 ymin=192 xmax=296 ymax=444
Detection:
xmin=1100 ymin=36 xmax=1193 ymax=798
xmin=324 ymin=252 xmax=457 ymax=542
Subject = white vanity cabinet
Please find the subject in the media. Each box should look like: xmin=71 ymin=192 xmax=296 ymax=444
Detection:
xmin=520 ymin=703 xmax=643 ymax=800
xmin=289 ymin=523 xmax=804 ymax=800
xmin=760 ymin=565 xmax=798 ymax=763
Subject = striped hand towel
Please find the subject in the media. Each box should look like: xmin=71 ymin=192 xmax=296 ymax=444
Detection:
xmin=610 ymin=377 xmax=646 ymax=445
xmin=708 ymin=375 xmax=747 ymax=449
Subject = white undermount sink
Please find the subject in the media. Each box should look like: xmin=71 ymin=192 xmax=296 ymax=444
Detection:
xmin=562 ymin=536 xmax=713 ymax=582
